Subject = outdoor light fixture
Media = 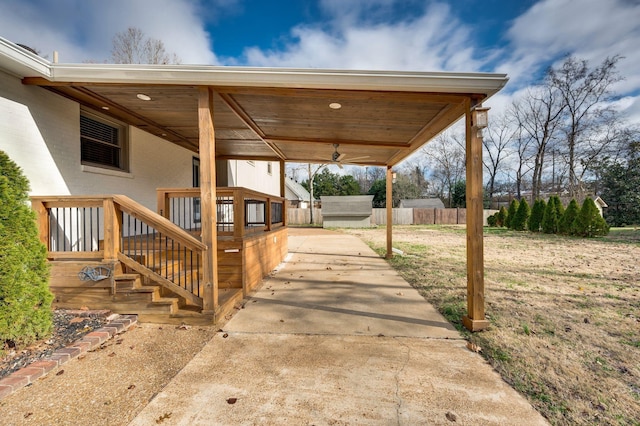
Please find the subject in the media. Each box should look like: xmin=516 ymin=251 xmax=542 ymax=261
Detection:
xmin=136 ymin=93 xmax=152 ymax=101
xmin=392 ymin=171 xmax=397 ymax=184
xmin=472 ymin=106 xmax=490 ymax=129
xmin=329 ymin=102 xmax=342 ymax=110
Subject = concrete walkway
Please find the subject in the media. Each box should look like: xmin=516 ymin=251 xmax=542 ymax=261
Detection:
xmin=130 ymin=228 xmax=548 ymax=425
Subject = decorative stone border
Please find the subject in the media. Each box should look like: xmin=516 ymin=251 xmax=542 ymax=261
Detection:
xmin=0 ymin=313 xmax=138 ymax=400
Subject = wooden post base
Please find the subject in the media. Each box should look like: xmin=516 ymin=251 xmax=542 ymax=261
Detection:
xmin=462 ymin=316 xmax=490 ymax=332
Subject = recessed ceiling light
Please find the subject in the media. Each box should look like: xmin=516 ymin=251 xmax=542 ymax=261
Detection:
xmin=136 ymin=93 xmax=151 ymax=101
xmin=329 ymin=102 xmax=342 ymax=110
xmin=161 ymin=133 xmax=167 ymax=137
xmin=101 ymin=106 xmax=110 ymax=110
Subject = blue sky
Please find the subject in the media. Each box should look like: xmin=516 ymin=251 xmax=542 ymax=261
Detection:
xmin=1 ymin=0 xmax=639 ymax=122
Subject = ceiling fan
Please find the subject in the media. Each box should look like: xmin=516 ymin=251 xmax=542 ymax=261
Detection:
xmin=316 ymin=143 xmax=370 ymax=168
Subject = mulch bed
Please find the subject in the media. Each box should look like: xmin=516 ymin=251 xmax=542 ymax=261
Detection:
xmin=0 ymin=309 xmax=110 ymax=380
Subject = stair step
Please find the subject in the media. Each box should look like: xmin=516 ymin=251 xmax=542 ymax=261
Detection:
xmin=114 ymin=273 xmax=140 ymax=281
xmin=152 ymin=297 xmax=179 ymax=314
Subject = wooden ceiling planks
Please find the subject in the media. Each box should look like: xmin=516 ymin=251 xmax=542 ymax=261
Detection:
xmin=27 ymin=79 xmax=476 ymax=166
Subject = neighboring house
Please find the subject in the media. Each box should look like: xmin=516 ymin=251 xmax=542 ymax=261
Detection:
xmin=398 ymin=198 xmax=445 ymax=209
xmin=558 ymin=195 xmax=608 ymax=217
xmin=284 ymin=176 xmax=316 ymax=208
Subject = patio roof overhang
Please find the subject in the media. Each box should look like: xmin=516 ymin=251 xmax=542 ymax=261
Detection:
xmin=4 ymin=36 xmax=507 ymax=331
xmin=19 ymin=61 xmax=507 ymax=167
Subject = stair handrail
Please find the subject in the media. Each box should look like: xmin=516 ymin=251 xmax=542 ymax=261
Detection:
xmin=113 ymin=195 xmax=206 ymax=252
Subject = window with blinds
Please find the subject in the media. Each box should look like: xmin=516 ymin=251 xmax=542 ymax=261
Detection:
xmin=80 ymin=113 xmax=126 ymax=170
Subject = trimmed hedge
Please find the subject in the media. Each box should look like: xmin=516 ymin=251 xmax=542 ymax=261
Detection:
xmin=487 ymin=196 xmax=609 ymax=238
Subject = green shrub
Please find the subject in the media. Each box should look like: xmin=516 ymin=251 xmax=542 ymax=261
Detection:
xmin=513 ymin=198 xmax=530 ymax=231
xmin=497 ymin=206 xmax=508 ymax=227
xmin=528 ymin=199 xmax=546 ymax=232
xmin=573 ymin=198 xmax=610 ymax=237
xmin=542 ymin=195 xmax=563 ymax=234
xmin=487 ymin=213 xmax=497 ymax=227
xmin=559 ymin=199 xmax=580 ymax=235
xmin=0 ymin=151 xmax=53 ymax=348
xmin=505 ymin=199 xmax=520 ymax=229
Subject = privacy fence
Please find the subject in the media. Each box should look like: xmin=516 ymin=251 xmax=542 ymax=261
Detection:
xmin=287 ymin=208 xmax=498 ymax=226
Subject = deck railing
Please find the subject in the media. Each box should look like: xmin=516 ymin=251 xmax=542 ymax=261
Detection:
xmin=156 ymin=187 xmax=286 ymax=239
xmin=31 ymin=195 xmax=206 ymax=309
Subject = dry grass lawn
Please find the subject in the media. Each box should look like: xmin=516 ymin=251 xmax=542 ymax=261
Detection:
xmin=344 ymin=225 xmax=640 ymax=426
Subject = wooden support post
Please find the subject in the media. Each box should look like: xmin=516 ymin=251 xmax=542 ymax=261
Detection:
xmin=462 ymin=100 xmax=490 ymax=332
xmin=31 ymin=199 xmax=50 ymax=248
xmin=102 ymin=197 xmax=121 ymax=262
xmin=266 ymin=196 xmax=272 ymax=231
xmin=198 ymin=87 xmax=218 ymax=315
xmin=157 ymin=189 xmax=170 ymax=219
xmin=385 ymin=166 xmax=393 ymax=259
xmin=280 ymin=159 xmax=287 ymax=227
xmin=233 ymin=188 xmax=244 ymax=240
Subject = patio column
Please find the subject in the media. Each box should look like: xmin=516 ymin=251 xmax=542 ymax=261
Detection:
xmin=280 ymin=159 xmax=287 ymax=226
xmin=462 ymin=100 xmax=490 ymax=332
xmin=385 ymin=165 xmax=393 ymax=259
xmin=198 ymin=87 xmax=218 ymax=315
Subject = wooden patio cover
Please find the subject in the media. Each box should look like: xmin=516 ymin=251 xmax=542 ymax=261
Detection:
xmin=23 ymin=64 xmax=508 ymax=331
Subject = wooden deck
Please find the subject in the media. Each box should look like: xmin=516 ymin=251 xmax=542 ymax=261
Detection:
xmin=33 ymin=188 xmax=287 ymax=324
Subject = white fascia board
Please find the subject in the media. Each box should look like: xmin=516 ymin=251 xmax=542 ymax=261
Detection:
xmin=0 ymin=37 xmax=51 ymax=78
xmin=50 ymin=64 xmax=508 ymax=97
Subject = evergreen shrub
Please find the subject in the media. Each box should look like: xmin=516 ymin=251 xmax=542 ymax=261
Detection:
xmin=528 ymin=199 xmax=546 ymax=232
xmin=497 ymin=206 xmax=508 ymax=227
xmin=512 ymin=198 xmax=530 ymax=231
xmin=505 ymin=199 xmax=520 ymax=229
xmin=0 ymin=151 xmax=53 ymax=348
xmin=542 ymin=195 xmax=563 ymax=234
xmin=573 ymin=198 xmax=610 ymax=237
xmin=559 ymin=199 xmax=580 ymax=235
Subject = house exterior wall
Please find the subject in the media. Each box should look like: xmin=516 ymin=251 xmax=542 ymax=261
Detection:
xmin=226 ymin=160 xmax=281 ymax=197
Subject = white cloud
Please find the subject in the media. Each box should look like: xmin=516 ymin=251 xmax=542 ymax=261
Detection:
xmin=501 ymin=0 xmax=640 ymax=93
xmin=0 ymin=0 xmax=221 ymax=64
xmin=242 ymin=2 xmax=488 ymax=71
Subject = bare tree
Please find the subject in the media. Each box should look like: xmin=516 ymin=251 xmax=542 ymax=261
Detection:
xmin=420 ymin=130 xmax=466 ymax=207
xmin=482 ymin=113 xmax=515 ymax=207
xmin=549 ymin=55 xmax=623 ymax=197
xmin=306 ymin=163 xmax=327 ymax=224
xmin=509 ymin=83 xmax=565 ymax=200
xmin=111 ymin=27 xmax=181 ymax=64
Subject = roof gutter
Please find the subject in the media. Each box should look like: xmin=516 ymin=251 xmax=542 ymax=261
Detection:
xmin=0 ymin=36 xmax=508 ymax=98
xmin=49 ymin=64 xmax=508 ymax=96
xmin=0 ymin=37 xmax=51 ymax=78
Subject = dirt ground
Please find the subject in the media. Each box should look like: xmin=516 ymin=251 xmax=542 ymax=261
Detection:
xmin=0 ymin=322 xmax=219 ymax=426
xmin=344 ymin=225 xmax=640 ymax=426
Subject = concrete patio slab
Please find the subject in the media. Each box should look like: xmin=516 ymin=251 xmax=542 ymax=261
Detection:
xmin=129 ymin=228 xmax=548 ymax=425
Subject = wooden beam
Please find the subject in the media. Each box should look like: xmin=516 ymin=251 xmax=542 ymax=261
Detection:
xmin=386 ymin=166 xmax=393 ymax=259
xmin=386 ymin=101 xmax=466 ymax=166
xmin=265 ymin=137 xmax=412 ymax=150
xmin=198 ymin=87 xmax=219 ymax=315
xmin=215 ymin=86 xmax=472 ymax=104
xmin=217 ymin=92 xmax=287 ymax=160
xmin=462 ymin=99 xmax=489 ymax=332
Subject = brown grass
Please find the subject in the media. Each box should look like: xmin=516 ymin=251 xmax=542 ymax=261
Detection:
xmin=344 ymin=225 xmax=640 ymax=426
